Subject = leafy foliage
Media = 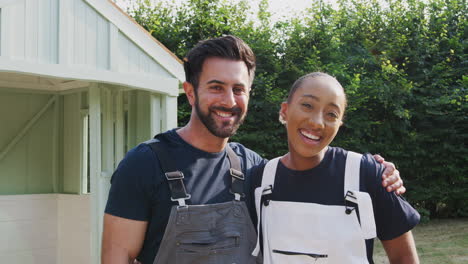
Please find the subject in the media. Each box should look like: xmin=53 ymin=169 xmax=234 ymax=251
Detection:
xmin=129 ymin=0 xmax=467 ymax=218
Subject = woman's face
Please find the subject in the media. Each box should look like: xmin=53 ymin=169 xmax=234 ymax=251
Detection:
xmin=280 ymin=77 xmax=346 ymax=161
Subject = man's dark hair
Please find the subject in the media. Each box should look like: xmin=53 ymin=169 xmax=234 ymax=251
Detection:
xmin=184 ymin=35 xmax=256 ymax=89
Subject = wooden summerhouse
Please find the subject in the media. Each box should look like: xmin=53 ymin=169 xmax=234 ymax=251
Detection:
xmin=0 ymin=0 xmax=183 ymax=263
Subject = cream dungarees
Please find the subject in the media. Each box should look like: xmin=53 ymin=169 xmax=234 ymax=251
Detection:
xmin=253 ymin=152 xmax=377 ymax=263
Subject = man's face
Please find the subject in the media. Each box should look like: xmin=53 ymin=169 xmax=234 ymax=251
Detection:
xmin=191 ymin=57 xmax=251 ymax=138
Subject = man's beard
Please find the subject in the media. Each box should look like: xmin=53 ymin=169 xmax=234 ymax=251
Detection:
xmin=194 ymin=96 xmax=246 ymax=138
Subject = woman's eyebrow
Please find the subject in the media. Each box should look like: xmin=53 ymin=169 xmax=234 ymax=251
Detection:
xmin=301 ymin=94 xmax=320 ymax=101
xmin=301 ymin=94 xmax=341 ymax=110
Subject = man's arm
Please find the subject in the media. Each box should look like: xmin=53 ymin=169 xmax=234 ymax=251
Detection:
xmin=381 ymin=231 xmax=419 ymax=264
xmin=373 ymin=154 xmax=406 ymax=195
xmin=102 ymin=213 xmax=148 ymax=264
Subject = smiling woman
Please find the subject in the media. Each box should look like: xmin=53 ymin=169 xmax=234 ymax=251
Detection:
xmin=251 ymin=72 xmax=420 ymax=264
xmin=280 ymin=72 xmax=346 ymax=170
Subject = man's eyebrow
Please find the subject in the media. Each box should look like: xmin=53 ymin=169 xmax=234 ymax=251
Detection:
xmin=207 ymin=80 xmax=226 ymax=85
xmin=207 ymin=80 xmax=247 ymax=87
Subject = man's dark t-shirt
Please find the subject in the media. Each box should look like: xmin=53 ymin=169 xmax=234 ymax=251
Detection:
xmin=105 ymin=129 xmax=265 ymax=263
xmin=249 ymin=146 xmax=420 ymax=263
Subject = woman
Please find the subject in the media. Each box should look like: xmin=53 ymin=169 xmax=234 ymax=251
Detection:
xmin=251 ymin=72 xmax=420 ymax=264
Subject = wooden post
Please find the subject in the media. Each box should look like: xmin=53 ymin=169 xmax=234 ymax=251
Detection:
xmin=150 ymin=93 xmax=161 ymax=136
xmin=162 ymin=94 xmax=178 ymax=131
xmin=115 ymin=88 xmax=125 ymax=164
xmin=88 ymin=83 xmax=101 ymax=264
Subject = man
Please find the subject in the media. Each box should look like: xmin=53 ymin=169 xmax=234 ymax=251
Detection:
xmin=102 ymin=35 xmax=404 ymax=264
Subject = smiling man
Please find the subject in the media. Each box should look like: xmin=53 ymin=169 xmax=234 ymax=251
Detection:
xmin=101 ymin=35 xmax=404 ymax=264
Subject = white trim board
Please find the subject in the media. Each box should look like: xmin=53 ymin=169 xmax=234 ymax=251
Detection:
xmin=0 ymin=58 xmax=179 ymax=96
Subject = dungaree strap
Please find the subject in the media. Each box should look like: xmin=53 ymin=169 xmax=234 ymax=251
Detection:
xmin=344 ymin=151 xmax=377 ymax=239
xmin=252 ymin=157 xmax=281 ymax=256
xmin=148 ymin=139 xmax=191 ymax=206
xmin=226 ymin=145 xmax=245 ymax=201
xmin=344 ymin=151 xmax=361 ymax=194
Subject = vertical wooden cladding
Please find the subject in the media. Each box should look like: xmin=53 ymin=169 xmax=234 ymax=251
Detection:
xmin=71 ymin=0 xmax=109 ymax=69
xmin=2 ymin=0 xmax=58 ymax=63
xmin=117 ymin=32 xmax=172 ymax=78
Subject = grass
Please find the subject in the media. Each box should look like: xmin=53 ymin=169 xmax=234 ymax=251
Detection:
xmin=373 ymin=218 xmax=468 ymax=264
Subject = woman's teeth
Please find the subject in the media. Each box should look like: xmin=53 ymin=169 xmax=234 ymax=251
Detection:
xmin=300 ymin=130 xmax=320 ymax=140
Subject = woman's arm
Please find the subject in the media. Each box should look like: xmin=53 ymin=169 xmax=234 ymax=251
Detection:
xmin=381 ymin=231 xmax=419 ymax=264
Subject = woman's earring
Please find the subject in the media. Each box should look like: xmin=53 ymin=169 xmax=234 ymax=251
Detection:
xmin=279 ymin=115 xmax=287 ymax=125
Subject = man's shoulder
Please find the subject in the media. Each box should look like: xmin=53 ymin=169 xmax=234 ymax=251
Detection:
xmin=228 ymin=141 xmax=265 ymax=165
xmin=121 ymin=143 xmax=155 ymax=165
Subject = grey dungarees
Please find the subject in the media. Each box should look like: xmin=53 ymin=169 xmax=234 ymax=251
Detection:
xmin=149 ymin=140 xmax=258 ymax=264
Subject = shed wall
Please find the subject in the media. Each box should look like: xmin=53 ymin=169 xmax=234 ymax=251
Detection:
xmin=0 ymin=0 xmax=172 ymax=78
xmin=1 ymin=0 xmax=59 ymax=63
xmin=0 ymin=90 xmax=57 ymax=194
xmin=63 ymin=93 xmax=83 ymax=193
xmin=0 ymin=194 xmax=91 ymax=264
xmin=0 ymin=194 xmax=57 ymax=264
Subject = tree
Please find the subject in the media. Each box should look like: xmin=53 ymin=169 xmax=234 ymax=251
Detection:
xmin=130 ymin=0 xmax=468 ymax=218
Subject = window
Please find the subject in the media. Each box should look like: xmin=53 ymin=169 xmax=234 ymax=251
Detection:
xmin=81 ymin=110 xmax=90 ymax=194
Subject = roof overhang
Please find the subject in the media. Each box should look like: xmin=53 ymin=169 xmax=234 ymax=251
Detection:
xmin=0 ymin=58 xmax=179 ymax=96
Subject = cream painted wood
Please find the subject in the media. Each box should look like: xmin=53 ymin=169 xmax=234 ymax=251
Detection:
xmin=88 ymin=84 xmax=101 ymax=264
xmin=10 ymin=1 xmax=25 ymax=59
xmin=80 ymin=109 xmax=89 ymax=194
xmin=162 ymin=94 xmax=178 ymax=131
xmin=115 ymin=89 xmax=125 ymax=163
xmin=108 ymin=23 xmax=119 ymax=71
xmin=102 ymin=87 xmax=114 ymax=174
xmin=84 ymin=0 xmax=184 ymax=81
xmin=0 ymin=58 xmax=180 ymax=95
xmin=57 ymin=194 xmax=91 ymax=264
xmin=0 ymin=194 xmax=92 ymax=264
xmin=117 ymin=31 xmax=172 ymax=78
xmin=1 ymin=0 xmax=59 ymax=63
xmin=0 ymin=72 xmax=90 ymax=92
xmin=58 ymin=0 xmax=71 ymax=65
xmin=0 ymin=194 xmax=57 ymax=264
xmin=150 ymin=93 xmax=162 ymax=136
xmin=1 ymin=0 xmax=183 ymax=93
xmin=0 ymin=3 xmax=11 ymax=57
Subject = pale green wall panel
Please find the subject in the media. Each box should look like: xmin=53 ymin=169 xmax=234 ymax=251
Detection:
xmin=136 ymin=91 xmax=151 ymax=144
xmin=126 ymin=91 xmax=137 ymax=149
xmin=27 ymin=106 xmax=55 ymax=193
xmin=0 ymin=92 xmax=32 ymax=148
xmin=62 ymin=93 xmax=81 ymax=194
xmin=0 ymin=90 xmax=56 ymax=194
xmin=0 ymin=140 xmax=28 ymax=194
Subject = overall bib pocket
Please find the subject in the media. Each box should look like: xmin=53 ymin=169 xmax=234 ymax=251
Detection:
xmin=176 ymin=230 xmax=241 ymax=264
xmin=270 ymin=247 xmax=329 ymax=263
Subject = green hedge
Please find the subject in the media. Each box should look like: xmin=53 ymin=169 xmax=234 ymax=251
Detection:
xmin=130 ymin=0 xmax=467 ymax=219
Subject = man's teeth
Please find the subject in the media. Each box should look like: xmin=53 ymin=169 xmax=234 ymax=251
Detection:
xmin=301 ymin=130 xmax=320 ymax=140
xmin=216 ymin=111 xmax=232 ymax=117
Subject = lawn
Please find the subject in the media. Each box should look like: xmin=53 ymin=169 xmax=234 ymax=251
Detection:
xmin=373 ymin=218 xmax=468 ymax=263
